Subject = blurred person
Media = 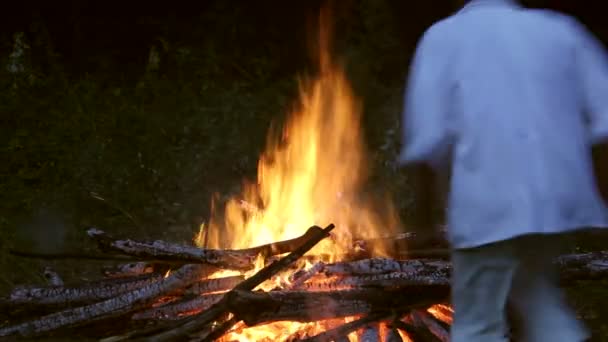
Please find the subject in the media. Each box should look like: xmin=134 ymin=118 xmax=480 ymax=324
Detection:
xmin=398 ymin=0 xmax=608 ymax=341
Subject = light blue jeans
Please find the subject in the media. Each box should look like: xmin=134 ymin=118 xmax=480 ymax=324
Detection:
xmin=450 ymin=234 xmax=589 ymax=342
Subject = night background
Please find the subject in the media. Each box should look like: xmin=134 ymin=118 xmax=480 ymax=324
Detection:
xmin=2 ymin=0 xmax=608 ymax=339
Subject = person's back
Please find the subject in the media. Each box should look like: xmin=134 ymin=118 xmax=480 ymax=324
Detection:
xmin=400 ymin=1 xmax=608 ymax=248
xmin=398 ymin=0 xmax=608 ymax=340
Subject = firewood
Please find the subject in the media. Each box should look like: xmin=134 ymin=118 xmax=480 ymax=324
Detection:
xmin=298 ymin=312 xmax=389 ymax=342
xmin=0 ymin=264 xmax=209 ymax=338
xmin=185 ymin=275 xmax=244 ymax=295
xmin=145 ymin=224 xmax=335 ymax=342
xmin=298 ymin=272 xmax=448 ymax=292
xmin=131 ymin=294 xmax=223 ymax=321
xmin=87 ymin=228 xmax=256 ymax=269
xmin=3 ymin=272 xmax=164 ymax=308
xmin=88 ymin=225 xmax=333 ymax=270
xmin=323 ymin=258 xmax=449 ymax=276
xmin=409 ymin=310 xmax=449 ymax=342
xmin=289 ymin=261 xmax=326 ymax=289
xmin=227 ymin=285 xmax=449 ymax=326
xmin=103 ymin=262 xmax=156 ymax=278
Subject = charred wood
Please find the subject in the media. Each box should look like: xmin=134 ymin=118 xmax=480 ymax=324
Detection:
xmin=87 ymin=228 xmax=256 ymax=270
xmin=131 ymin=294 xmax=223 ymax=321
xmin=409 ymin=310 xmax=449 ymax=342
xmin=3 ymin=272 xmax=164 ymax=308
xmin=185 ymin=275 xmax=244 ymax=295
xmin=0 ymin=264 xmax=208 ymax=338
xmin=227 ymin=285 xmax=449 ymax=326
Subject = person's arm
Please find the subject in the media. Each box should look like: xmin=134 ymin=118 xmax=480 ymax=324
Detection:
xmin=572 ymin=19 xmax=608 ymax=145
xmin=398 ymin=26 xmax=455 ymax=169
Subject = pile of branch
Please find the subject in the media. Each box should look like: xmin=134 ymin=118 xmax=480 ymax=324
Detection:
xmin=1 ymin=224 xmax=608 ymax=341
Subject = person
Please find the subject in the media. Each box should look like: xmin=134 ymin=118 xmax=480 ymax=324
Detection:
xmin=398 ymin=0 xmax=608 ymax=341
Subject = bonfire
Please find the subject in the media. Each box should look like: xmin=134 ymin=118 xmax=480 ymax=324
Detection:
xmin=2 ymin=9 xmax=608 ymax=342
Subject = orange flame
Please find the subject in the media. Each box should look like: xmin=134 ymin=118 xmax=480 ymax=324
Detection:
xmin=201 ymin=7 xmax=402 ymax=342
xmin=201 ymin=8 xmax=399 ymax=259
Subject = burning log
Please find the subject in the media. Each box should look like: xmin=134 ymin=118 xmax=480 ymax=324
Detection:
xmin=87 ymin=225 xmax=333 ymax=270
xmin=3 ymin=272 xmax=164 ymax=308
xmin=298 ymin=272 xmax=448 ymax=292
xmin=132 ymin=294 xmax=224 ymax=321
xmin=322 ymin=258 xmax=449 ymax=276
xmin=408 ymin=310 xmax=449 ymax=342
xmin=226 ymin=285 xmax=449 ymax=326
xmin=0 ymin=264 xmax=209 ymax=338
xmin=185 ymin=275 xmax=244 ymax=295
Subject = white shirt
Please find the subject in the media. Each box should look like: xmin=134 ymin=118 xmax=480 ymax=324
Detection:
xmin=399 ymin=0 xmax=608 ymax=248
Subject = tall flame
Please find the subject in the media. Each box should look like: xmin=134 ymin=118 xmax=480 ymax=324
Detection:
xmin=202 ymin=8 xmax=398 ymax=259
